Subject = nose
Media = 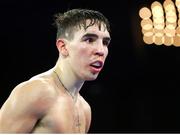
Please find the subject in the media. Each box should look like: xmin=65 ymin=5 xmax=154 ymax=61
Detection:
xmin=94 ymin=41 xmax=106 ymax=56
xmin=95 ymin=50 xmax=104 ymax=56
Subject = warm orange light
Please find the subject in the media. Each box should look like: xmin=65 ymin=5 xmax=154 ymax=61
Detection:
xmin=151 ymin=1 xmax=164 ymax=18
xmin=178 ymin=19 xmax=180 ymax=26
xmin=164 ymin=0 xmax=175 ymax=11
xmin=153 ymin=17 xmax=164 ymax=24
xmin=139 ymin=0 xmax=180 ymax=46
xmin=176 ymin=26 xmax=180 ymax=35
xmin=154 ymin=28 xmax=164 ymax=33
xmin=164 ymin=35 xmax=174 ymax=46
xmin=139 ymin=7 xmax=152 ymax=19
xmin=151 ymin=1 xmax=162 ymax=9
xmin=154 ymin=24 xmax=164 ymax=30
xmin=166 ymin=10 xmax=176 ymax=17
xmin=166 ymin=22 xmax=177 ymax=28
xmin=176 ymin=0 xmax=180 ymax=8
xmin=164 ymin=27 xmax=176 ymax=37
xmin=143 ymin=33 xmax=154 ymax=44
xmin=154 ymin=35 xmax=164 ymax=45
xmin=141 ymin=19 xmax=153 ymax=30
xmin=174 ymin=35 xmax=180 ymax=46
xmin=166 ymin=16 xmax=177 ymax=23
xmin=142 ymin=27 xmax=153 ymax=34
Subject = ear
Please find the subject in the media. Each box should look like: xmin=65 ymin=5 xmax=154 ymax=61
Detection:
xmin=56 ymin=38 xmax=69 ymax=57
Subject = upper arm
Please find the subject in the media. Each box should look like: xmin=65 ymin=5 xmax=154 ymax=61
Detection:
xmin=0 ymin=90 xmax=37 ymax=133
xmin=0 ymin=80 xmax=53 ymax=133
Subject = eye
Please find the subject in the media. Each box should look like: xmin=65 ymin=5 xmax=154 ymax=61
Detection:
xmin=103 ymin=39 xmax=110 ymax=47
xmin=84 ymin=37 xmax=96 ymax=43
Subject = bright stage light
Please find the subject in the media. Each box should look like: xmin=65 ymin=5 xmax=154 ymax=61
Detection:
xmin=139 ymin=0 xmax=180 ymax=46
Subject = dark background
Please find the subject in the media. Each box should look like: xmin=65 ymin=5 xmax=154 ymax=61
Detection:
xmin=0 ymin=0 xmax=180 ymax=133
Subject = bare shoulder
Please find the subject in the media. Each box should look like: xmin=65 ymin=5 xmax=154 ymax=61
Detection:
xmin=78 ymin=95 xmax=91 ymax=132
xmin=1 ymin=73 xmax=57 ymax=116
xmin=13 ymin=77 xmax=56 ymax=102
xmin=0 ymin=72 xmax=57 ymax=133
xmin=79 ymin=95 xmax=91 ymax=112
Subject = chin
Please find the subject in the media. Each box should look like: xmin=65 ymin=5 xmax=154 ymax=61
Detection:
xmin=86 ymin=77 xmax=97 ymax=81
xmin=84 ymin=73 xmax=99 ymax=81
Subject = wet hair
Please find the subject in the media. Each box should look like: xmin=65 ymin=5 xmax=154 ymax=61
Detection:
xmin=54 ymin=9 xmax=110 ymax=40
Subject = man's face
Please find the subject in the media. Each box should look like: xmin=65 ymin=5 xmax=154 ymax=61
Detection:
xmin=66 ymin=21 xmax=111 ymax=81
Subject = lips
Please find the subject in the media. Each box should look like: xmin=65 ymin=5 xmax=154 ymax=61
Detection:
xmin=90 ymin=60 xmax=104 ymax=73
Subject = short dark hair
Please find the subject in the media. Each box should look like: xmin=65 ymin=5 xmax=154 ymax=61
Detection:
xmin=54 ymin=9 xmax=110 ymax=40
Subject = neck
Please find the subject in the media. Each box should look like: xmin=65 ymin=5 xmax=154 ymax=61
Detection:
xmin=53 ymin=60 xmax=84 ymax=100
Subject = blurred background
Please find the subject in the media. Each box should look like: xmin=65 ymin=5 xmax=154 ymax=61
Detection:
xmin=0 ymin=0 xmax=180 ymax=133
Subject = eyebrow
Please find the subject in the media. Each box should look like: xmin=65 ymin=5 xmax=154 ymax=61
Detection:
xmin=82 ymin=33 xmax=111 ymax=40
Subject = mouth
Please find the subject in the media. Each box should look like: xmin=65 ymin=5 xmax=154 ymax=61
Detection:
xmin=90 ymin=60 xmax=104 ymax=73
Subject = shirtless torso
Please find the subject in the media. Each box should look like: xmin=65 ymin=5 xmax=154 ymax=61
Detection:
xmin=0 ymin=70 xmax=91 ymax=133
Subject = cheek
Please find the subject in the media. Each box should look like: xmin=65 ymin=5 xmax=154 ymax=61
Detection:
xmin=71 ymin=47 xmax=91 ymax=66
xmin=76 ymin=46 xmax=91 ymax=57
xmin=77 ymin=50 xmax=90 ymax=66
xmin=69 ymin=44 xmax=87 ymax=57
xmin=80 ymin=49 xmax=90 ymax=57
xmin=104 ymin=48 xmax=109 ymax=58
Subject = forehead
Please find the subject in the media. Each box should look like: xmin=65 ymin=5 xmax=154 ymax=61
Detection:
xmin=74 ymin=20 xmax=110 ymax=38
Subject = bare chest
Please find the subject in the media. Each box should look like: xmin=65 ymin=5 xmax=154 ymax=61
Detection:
xmin=32 ymin=97 xmax=87 ymax=133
